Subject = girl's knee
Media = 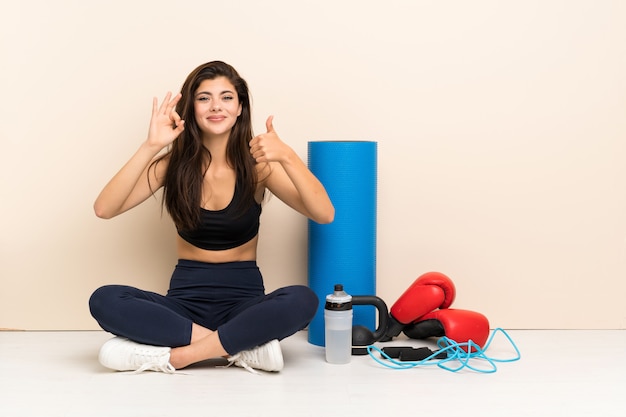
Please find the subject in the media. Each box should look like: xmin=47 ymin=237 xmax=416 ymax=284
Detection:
xmin=88 ymin=285 xmax=122 ymax=319
xmin=285 ymin=285 xmax=319 ymax=321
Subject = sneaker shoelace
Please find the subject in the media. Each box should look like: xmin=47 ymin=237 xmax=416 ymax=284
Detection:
xmin=226 ymin=354 xmax=261 ymax=375
xmin=133 ymin=361 xmax=176 ymax=374
xmin=129 ymin=349 xmax=176 ymax=374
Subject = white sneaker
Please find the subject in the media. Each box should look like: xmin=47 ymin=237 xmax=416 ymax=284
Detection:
xmin=228 ymin=339 xmax=284 ymax=373
xmin=98 ymin=337 xmax=175 ymax=374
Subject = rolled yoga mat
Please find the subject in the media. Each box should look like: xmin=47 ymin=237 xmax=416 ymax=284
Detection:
xmin=307 ymin=141 xmax=377 ymax=346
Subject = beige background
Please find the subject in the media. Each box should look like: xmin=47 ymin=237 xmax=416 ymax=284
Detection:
xmin=1 ymin=0 xmax=624 ymax=330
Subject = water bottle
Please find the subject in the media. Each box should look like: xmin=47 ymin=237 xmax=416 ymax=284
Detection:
xmin=324 ymin=284 xmax=353 ymax=364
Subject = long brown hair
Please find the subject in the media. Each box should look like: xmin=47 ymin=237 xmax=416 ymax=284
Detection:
xmin=152 ymin=61 xmax=257 ymax=231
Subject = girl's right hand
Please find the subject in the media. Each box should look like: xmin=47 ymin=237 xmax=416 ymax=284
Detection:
xmin=147 ymin=92 xmax=185 ymax=149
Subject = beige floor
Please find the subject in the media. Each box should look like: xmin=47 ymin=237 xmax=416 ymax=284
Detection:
xmin=0 ymin=329 xmax=623 ymax=417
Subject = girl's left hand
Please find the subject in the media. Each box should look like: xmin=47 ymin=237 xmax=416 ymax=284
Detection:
xmin=249 ymin=116 xmax=293 ymax=164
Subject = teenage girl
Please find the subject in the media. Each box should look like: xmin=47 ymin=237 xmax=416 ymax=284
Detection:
xmin=89 ymin=61 xmax=334 ymax=373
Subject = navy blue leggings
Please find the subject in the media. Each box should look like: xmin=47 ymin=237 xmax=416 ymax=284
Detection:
xmin=88 ymin=259 xmax=319 ymax=355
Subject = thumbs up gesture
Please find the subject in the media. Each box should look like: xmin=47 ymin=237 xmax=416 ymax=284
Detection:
xmin=249 ymin=116 xmax=292 ymax=163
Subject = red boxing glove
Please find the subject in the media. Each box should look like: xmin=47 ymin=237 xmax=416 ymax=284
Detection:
xmin=384 ymin=272 xmax=456 ymax=340
xmin=391 ymin=272 xmax=455 ymax=323
xmin=403 ymin=308 xmax=490 ymax=350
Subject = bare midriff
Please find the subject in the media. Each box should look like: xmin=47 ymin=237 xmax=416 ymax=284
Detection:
xmin=176 ymin=234 xmax=259 ymax=264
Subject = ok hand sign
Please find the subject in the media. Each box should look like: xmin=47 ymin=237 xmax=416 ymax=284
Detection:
xmin=147 ymin=92 xmax=185 ymax=149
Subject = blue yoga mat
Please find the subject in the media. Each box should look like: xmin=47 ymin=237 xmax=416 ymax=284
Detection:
xmin=307 ymin=141 xmax=377 ymax=346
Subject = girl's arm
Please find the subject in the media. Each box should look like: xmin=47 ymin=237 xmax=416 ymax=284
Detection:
xmin=249 ymin=116 xmax=334 ymax=224
xmin=94 ymin=93 xmax=184 ymax=219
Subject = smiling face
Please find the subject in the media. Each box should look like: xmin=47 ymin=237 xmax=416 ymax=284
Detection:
xmin=193 ymin=76 xmax=242 ymax=140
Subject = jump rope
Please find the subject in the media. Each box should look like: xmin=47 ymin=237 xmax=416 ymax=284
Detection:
xmin=365 ymin=328 xmax=521 ymax=374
